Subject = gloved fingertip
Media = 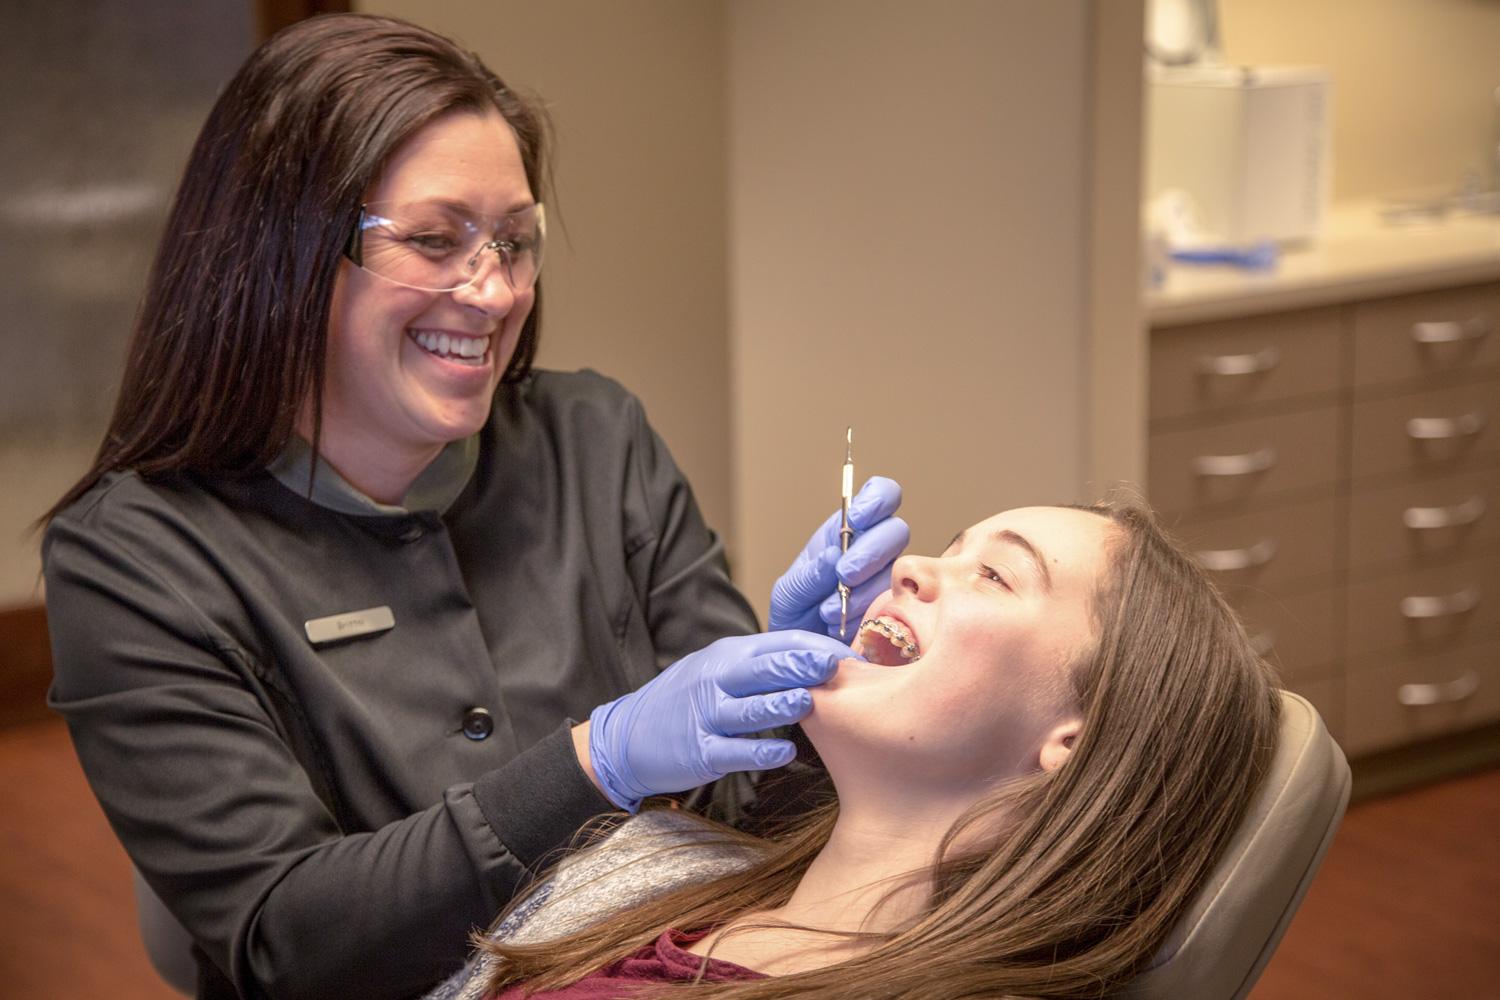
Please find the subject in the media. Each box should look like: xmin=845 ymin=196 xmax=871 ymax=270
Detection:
xmin=849 ymin=477 xmax=902 ymax=526
xmin=768 ymin=688 xmax=813 ymax=723
xmin=799 ymin=652 xmax=840 ymax=684
xmin=833 ymin=552 xmax=863 ymax=586
xmin=754 ymin=740 xmax=796 ymax=769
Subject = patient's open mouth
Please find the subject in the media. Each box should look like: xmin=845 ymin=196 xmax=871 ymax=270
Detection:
xmin=854 ymin=616 xmax=921 ymax=666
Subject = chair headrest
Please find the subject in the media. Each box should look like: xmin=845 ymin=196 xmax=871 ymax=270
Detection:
xmin=1120 ymin=690 xmax=1350 ymax=1000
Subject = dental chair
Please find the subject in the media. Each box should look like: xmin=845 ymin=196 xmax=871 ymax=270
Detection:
xmin=133 ymin=690 xmax=1349 ymax=999
xmin=1119 ymin=689 xmax=1349 ymax=998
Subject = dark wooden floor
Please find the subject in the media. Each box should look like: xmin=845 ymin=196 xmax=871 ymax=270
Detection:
xmin=1 ymin=716 xmax=1498 ymax=999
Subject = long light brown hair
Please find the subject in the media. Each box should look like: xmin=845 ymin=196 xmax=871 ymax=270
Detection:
xmin=482 ymin=501 xmax=1281 ymax=999
xmin=46 ymin=13 xmax=550 ymax=522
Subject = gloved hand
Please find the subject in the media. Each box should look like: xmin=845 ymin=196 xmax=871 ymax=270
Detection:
xmin=769 ymin=476 xmax=909 ymax=639
xmin=588 ymin=630 xmax=853 ymax=812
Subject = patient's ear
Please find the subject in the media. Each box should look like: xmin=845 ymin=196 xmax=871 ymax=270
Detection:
xmin=1039 ymin=718 xmax=1083 ymax=773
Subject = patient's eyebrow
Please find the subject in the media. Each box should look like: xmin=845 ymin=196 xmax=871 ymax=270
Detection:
xmin=989 ymin=529 xmax=1053 ymax=592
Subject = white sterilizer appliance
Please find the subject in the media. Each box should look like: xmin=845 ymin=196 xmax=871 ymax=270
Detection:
xmin=1146 ymin=65 xmax=1332 ymax=246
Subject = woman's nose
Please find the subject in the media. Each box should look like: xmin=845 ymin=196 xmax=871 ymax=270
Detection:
xmin=891 ymin=553 xmax=940 ymax=600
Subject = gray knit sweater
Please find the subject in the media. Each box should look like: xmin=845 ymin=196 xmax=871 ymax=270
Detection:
xmin=424 ymin=810 xmax=762 ymax=1000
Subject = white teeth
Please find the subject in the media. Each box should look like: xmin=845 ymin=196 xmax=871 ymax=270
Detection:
xmin=857 ymin=616 xmax=921 ymax=661
xmin=410 ymin=330 xmax=490 ymax=364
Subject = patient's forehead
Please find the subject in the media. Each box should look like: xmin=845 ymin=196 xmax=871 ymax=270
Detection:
xmin=952 ymin=506 xmax=1115 ymax=593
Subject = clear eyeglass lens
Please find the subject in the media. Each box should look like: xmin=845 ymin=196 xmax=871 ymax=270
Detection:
xmin=356 ymin=201 xmax=545 ymax=292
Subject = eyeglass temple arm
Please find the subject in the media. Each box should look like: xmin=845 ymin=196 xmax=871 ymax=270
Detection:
xmin=344 ymin=206 xmax=367 ymax=267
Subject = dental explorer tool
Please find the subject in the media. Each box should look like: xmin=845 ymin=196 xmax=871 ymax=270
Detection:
xmin=839 ymin=427 xmax=853 ymax=639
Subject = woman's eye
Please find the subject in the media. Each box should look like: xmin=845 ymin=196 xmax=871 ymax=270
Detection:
xmin=979 ymin=563 xmax=1011 ymax=591
xmin=406 ymin=232 xmax=460 ymax=254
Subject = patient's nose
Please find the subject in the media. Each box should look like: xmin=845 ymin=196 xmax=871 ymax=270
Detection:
xmin=892 ymin=553 xmax=939 ymax=600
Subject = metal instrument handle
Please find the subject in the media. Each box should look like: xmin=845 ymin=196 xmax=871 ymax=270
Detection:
xmin=1406 ymin=410 xmax=1487 ymax=440
xmin=1399 ymin=587 xmax=1481 ymax=619
xmin=1411 ymin=317 xmax=1491 ymax=344
xmin=1194 ymin=537 xmax=1278 ymax=572
xmin=1196 ymin=347 xmax=1281 ymax=376
xmin=1403 ymin=495 xmax=1486 ymax=530
xmin=1193 ymin=447 xmax=1277 ymax=477
xmin=1398 ymin=669 xmax=1481 ymax=707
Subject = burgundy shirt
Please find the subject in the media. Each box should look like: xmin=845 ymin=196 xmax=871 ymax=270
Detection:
xmin=493 ymin=929 xmax=766 ymax=998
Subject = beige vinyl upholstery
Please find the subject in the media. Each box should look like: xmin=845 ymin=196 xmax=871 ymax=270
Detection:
xmin=1120 ymin=689 xmax=1351 ymax=999
xmin=134 ymin=690 xmax=1348 ymax=998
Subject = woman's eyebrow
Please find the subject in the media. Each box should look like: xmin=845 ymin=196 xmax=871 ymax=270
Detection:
xmin=990 ymin=529 xmax=1053 ymax=592
xmin=418 ymin=196 xmax=537 ymax=218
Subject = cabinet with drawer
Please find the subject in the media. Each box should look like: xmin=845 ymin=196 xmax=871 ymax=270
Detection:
xmin=1149 ymin=279 xmax=1500 ymax=756
xmin=1349 ymin=379 xmax=1498 ymax=483
xmin=1344 ymin=638 xmax=1500 ymax=757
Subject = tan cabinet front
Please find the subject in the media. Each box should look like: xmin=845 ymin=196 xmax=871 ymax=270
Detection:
xmin=1350 ymin=378 xmax=1499 ymax=483
xmin=1352 ymin=282 xmax=1500 ymax=390
xmin=1149 ymin=407 xmax=1341 ymax=514
xmin=1343 ymin=548 xmax=1500 ymax=660
xmin=1236 ymin=586 xmax=1341 ymax=686
xmin=1347 ymin=465 xmax=1500 ymax=572
xmin=1151 ymin=307 xmax=1342 ymax=422
xmin=1167 ymin=494 xmax=1341 ymax=595
xmin=1344 ymin=638 xmax=1500 ymax=756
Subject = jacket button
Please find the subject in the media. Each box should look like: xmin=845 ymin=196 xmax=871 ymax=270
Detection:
xmin=399 ymin=522 xmax=424 ymax=543
xmin=462 ymin=707 xmax=494 ymax=741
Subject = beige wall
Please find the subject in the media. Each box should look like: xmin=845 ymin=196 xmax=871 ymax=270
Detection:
xmin=1220 ymin=0 xmax=1500 ymax=203
xmin=359 ymin=0 xmax=735 ymax=536
xmin=727 ymin=0 xmax=1098 ymax=615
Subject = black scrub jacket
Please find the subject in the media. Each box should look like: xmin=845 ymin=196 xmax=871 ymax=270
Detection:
xmin=43 ymin=369 xmax=759 ymax=1000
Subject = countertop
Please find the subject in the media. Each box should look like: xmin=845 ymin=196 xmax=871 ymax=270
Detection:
xmin=1146 ymin=202 xmax=1500 ymax=327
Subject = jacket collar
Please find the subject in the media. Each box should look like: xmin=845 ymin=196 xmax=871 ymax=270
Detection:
xmin=267 ymin=435 xmax=478 ymax=516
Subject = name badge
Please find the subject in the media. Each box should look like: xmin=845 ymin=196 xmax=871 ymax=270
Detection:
xmin=304 ymin=605 xmax=396 ymax=645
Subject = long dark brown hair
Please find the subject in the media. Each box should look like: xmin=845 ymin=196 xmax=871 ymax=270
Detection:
xmin=46 ymin=13 xmax=549 ymax=520
xmin=480 ymin=501 xmax=1282 ymax=998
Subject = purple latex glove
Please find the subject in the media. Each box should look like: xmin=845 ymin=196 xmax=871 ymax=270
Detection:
xmin=768 ymin=476 xmax=909 ymax=639
xmin=588 ymin=630 xmax=855 ymax=812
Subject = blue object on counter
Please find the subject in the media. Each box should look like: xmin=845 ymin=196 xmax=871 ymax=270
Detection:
xmin=1170 ymin=239 xmax=1279 ymax=270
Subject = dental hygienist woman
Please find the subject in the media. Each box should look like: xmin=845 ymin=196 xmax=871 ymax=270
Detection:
xmin=39 ymin=15 xmax=905 ymax=1000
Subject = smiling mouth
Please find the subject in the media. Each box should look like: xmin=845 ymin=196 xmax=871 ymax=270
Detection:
xmin=854 ymin=616 xmax=922 ymax=666
xmin=409 ymin=329 xmax=491 ymax=367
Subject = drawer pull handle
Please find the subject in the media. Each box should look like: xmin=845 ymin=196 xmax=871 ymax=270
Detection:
xmin=1197 ymin=347 xmax=1281 ymax=376
xmin=1399 ymin=587 xmax=1480 ymax=619
xmin=1406 ymin=410 xmax=1487 ymax=440
xmin=1193 ymin=447 xmax=1277 ymax=477
xmin=1411 ymin=317 xmax=1491 ymax=345
xmin=1248 ymin=630 xmax=1276 ymax=657
xmin=1398 ymin=669 xmax=1480 ymax=707
xmin=1194 ymin=537 xmax=1278 ymax=572
xmin=1403 ymin=495 xmax=1486 ymax=530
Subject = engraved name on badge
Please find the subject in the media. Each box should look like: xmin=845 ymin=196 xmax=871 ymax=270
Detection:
xmin=303 ymin=606 xmax=396 ymax=645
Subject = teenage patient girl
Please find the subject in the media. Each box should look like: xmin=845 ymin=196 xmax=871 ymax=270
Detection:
xmin=434 ymin=500 xmax=1281 ymax=1000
